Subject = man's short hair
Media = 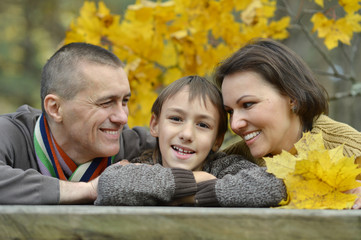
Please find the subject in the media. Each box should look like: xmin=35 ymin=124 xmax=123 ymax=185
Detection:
xmin=40 ymin=42 xmax=124 ymax=111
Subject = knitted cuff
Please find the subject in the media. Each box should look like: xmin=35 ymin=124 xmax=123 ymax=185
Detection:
xmin=171 ymin=168 xmax=197 ymax=199
xmin=195 ymin=179 xmax=220 ymax=206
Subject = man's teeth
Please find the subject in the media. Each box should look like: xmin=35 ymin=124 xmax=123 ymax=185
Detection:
xmin=104 ymin=130 xmax=119 ymax=135
xmin=173 ymin=146 xmax=194 ymax=155
xmin=244 ymin=131 xmax=261 ymax=141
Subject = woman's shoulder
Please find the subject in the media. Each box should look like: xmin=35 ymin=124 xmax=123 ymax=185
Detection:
xmin=312 ymin=114 xmax=361 ymax=157
xmin=220 ymin=140 xmax=266 ymax=166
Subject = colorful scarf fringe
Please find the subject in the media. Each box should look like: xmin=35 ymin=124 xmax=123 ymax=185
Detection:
xmin=34 ymin=114 xmax=113 ymax=182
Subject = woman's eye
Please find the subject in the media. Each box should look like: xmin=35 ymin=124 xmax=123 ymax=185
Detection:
xmin=243 ymin=102 xmax=254 ymax=108
xmin=226 ymin=109 xmax=233 ymax=116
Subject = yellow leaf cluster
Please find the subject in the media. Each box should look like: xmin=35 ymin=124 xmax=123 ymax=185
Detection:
xmin=264 ymin=132 xmax=361 ymax=209
xmin=64 ymin=0 xmax=290 ymax=127
xmin=311 ymin=0 xmax=361 ymax=49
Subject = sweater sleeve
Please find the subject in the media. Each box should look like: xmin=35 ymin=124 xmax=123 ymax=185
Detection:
xmin=0 ymin=107 xmax=60 ymax=205
xmin=214 ymin=166 xmax=287 ymax=207
xmin=95 ymin=163 xmax=192 ymax=206
xmin=196 ymin=154 xmax=287 ymax=207
xmin=171 ymin=168 xmax=197 ymax=199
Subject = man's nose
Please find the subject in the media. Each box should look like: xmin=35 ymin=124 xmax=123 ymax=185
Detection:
xmin=110 ymin=104 xmax=128 ymax=125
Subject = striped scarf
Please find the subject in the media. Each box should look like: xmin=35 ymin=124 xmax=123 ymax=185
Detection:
xmin=34 ymin=114 xmax=114 ymax=182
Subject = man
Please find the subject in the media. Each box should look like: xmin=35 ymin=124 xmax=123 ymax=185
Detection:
xmin=0 ymin=42 xmax=156 ymax=204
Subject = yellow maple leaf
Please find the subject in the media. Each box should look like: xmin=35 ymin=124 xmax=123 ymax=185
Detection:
xmin=64 ymin=0 xmax=293 ymax=127
xmin=264 ymin=132 xmax=361 ymax=209
xmin=314 ymin=0 xmax=324 ymax=7
xmin=311 ymin=12 xmax=353 ymax=49
xmin=339 ymin=0 xmax=361 ymax=14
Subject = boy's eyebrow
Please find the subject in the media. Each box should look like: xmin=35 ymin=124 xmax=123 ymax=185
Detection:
xmin=168 ymin=107 xmax=216 ymax=121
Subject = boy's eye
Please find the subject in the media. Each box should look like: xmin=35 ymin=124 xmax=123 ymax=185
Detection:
xmin=197 ymin=122 xmax=210 ymax=129
xmin=169 ymin=116 xmax=182 ymax=122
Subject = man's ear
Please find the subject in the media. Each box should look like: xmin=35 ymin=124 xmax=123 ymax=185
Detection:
xmin=212 ymin=133 xmax=225 ymax=152
xmin=149 ymin=114 xmax=160 ymax=137
xmin=44 ymin=94 xmax=62 ymax=123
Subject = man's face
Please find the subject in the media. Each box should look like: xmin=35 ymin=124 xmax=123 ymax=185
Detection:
xmin=58 ymin=63 xmax=131 ymax=163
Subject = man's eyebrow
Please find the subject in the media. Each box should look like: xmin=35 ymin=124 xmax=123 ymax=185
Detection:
xmin=96 ymin=92 xmax=131 ymax=102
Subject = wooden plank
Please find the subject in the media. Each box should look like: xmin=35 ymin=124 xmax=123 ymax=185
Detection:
xmin=0 ymin=206 xmax=360 ymax=240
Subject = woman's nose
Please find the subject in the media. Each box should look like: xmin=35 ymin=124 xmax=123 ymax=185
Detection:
xmin=230 ymin=112 xmax=247 ymax=133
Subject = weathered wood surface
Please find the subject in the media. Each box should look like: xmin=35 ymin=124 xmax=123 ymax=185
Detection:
xmin=0 ymin=206 xmax=360 ymax=240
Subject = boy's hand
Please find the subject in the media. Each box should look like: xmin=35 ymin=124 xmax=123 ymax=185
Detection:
xmin=193 ymin=171 xmax=216 ymax=183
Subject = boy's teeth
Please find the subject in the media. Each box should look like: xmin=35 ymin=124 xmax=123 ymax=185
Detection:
xmin=173 ymin=146 xmax=193 ymax=154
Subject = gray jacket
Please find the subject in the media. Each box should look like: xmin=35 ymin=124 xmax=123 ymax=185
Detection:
xmin=95 ymin=152 xmax=287 ymax=207
xmin=0 ymin=105 xmax=156 ymax=204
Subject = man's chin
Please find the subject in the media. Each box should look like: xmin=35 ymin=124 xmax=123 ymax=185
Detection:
xmin=100 ymin=146 xmax=120 ymax=157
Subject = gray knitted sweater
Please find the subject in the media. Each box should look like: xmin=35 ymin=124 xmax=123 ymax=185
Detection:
xmin=95 ymin=152 xmax=287 ymax=207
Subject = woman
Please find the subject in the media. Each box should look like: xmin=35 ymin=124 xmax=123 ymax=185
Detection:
xmin=214 ymin=38 xmax=361 ymax=209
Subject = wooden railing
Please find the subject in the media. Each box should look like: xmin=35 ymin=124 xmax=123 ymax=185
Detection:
xmin=0 ymin=206 xmax=360 ymax=240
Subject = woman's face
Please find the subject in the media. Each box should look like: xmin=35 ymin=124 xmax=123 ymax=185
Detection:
xmin=221 ymin=71 xmax=302 ymax=158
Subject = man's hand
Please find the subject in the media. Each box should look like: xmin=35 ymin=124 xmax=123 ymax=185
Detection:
xmin=59 ymin=177 xmax=99 ymax=204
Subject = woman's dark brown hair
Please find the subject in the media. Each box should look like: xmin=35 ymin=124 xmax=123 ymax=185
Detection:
xmin=214 ymin=38 xmax=329 ymax=131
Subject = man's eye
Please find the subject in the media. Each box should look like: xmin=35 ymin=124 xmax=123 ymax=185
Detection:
xmin=100 ymin=101 xmax=112 ymax=107
xmin=122 ymin=98 xmax=130 ymax=106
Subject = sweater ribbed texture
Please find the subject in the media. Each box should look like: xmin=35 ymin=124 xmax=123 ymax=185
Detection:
xmin=195 ymin=179 xmax=219 ymax=206
xmin=171 ymin=168 xmax=197 ymax=198
xmin=311 ymin=115 xmax=361 ymax=158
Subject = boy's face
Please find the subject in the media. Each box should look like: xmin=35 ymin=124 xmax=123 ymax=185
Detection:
xmin=150 ymin=87 xmax=223 ymax=171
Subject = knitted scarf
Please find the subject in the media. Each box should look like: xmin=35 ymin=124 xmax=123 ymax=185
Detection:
xmin=34 ymin=114 xmax=114 ymax=182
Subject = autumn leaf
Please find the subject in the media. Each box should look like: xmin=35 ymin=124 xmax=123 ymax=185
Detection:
xmin=264 ymin=132 xmax=361 ymax=209
xmin=339 ymin=0 xmax=361 ymax=14
xmin=65 ymin=0 xmax=290 ymax=127
xmin=314 ymin=0 xmax=324 ymax=7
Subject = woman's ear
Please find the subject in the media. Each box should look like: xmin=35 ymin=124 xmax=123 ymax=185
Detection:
xmin=44 ymin=94 xmax=62 ymax=123
xmin=149 ymin=114 xmax=160 ymax=137
xmin=212 ymin=133 xmax=225 ymax=152
xmin=290 ymin=98 xmax=297 ymax=113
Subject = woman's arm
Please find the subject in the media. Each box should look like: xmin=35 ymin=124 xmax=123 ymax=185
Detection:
xmin=195 ymin=154 xmax=287 ymax=207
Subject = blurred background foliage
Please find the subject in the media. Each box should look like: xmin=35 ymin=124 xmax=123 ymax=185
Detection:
xmin=1 ymin=0 xmax=361 ymax=135
xmin=0 ymin=0 xmax=135 ymax=113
